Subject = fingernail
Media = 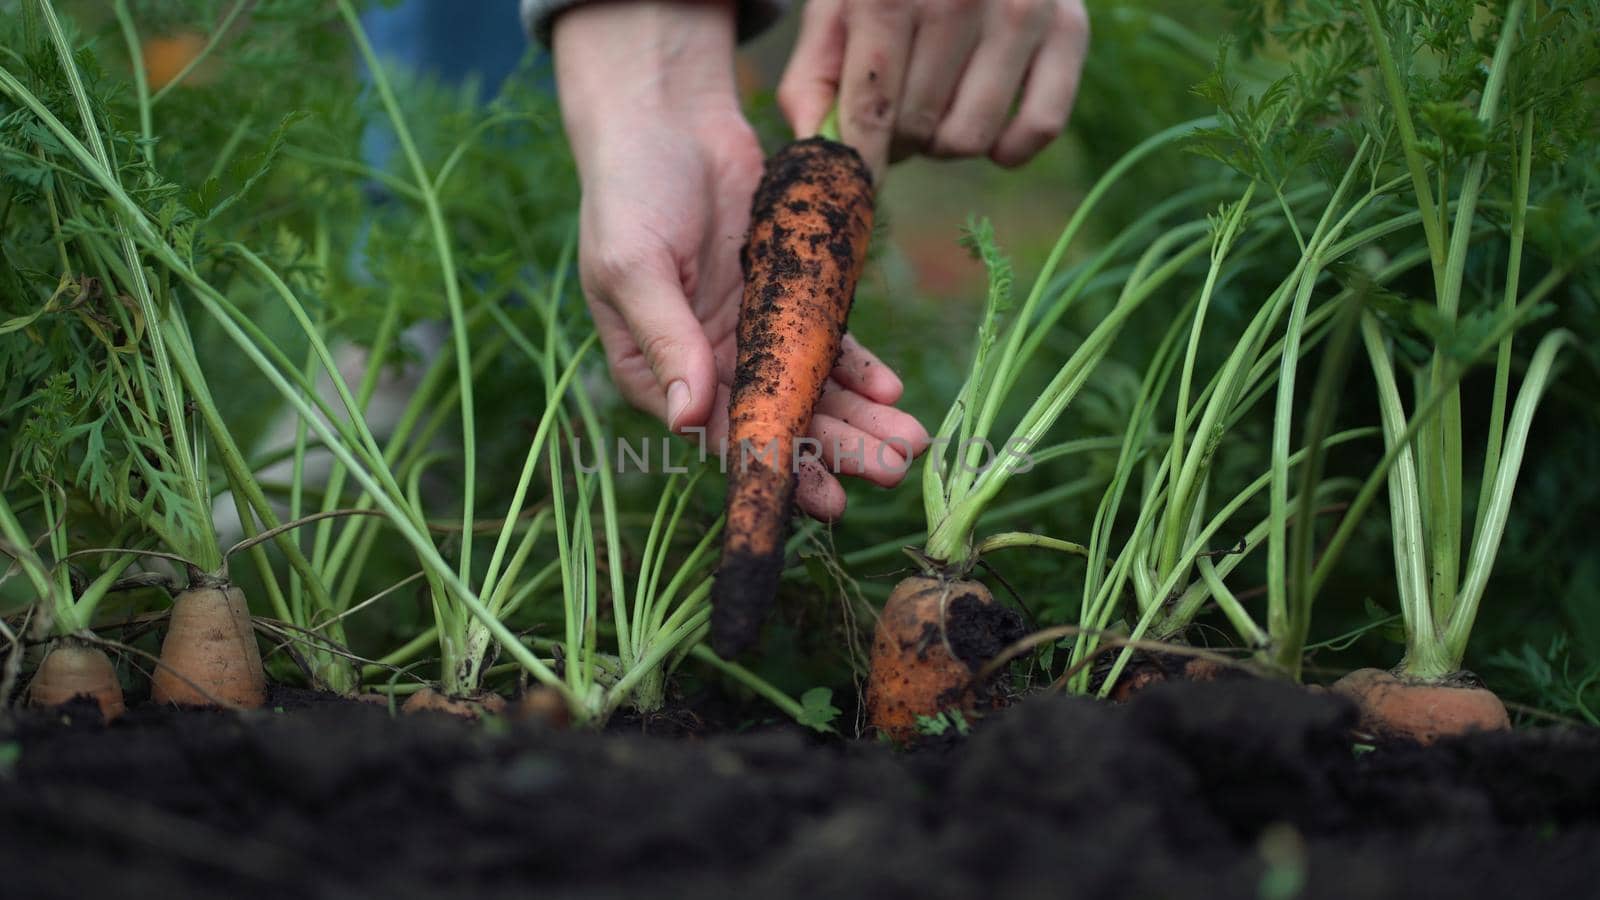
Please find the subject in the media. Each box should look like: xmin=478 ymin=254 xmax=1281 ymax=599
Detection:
xmin=666 ymin=380 xmax=690 ymax=430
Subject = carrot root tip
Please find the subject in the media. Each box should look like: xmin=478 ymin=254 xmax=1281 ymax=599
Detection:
xmin=710 ymin=545 xmax=786 ymax=658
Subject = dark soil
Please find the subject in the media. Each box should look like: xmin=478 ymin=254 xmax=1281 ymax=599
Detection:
xmin=4 ymin=679 xmax=1598 ymax=899
xmin=945 ymin=591 xmax=1027 ymax=670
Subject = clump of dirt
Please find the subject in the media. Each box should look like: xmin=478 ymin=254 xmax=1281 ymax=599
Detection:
xmin=3 ymin=680 xmax=1598 ymax=899
xmin=1102 ymin=648 xmax=1249 ymax=702
xmin=944 ymin=591 xmax=1026 ymax=671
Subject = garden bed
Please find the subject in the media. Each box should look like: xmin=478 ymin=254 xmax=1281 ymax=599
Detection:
xmin=4 ymin=678 xmax=1598 ymax=899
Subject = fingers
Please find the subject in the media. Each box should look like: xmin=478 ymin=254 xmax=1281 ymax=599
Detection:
xmin=794 ymin=457 xmax=849 ymax=523
xmin=990 ymin=2 xmax=1088 ymax=167
xmin=584 ymin=247 xmax=719 ymax=433
xmin=810 ymin=385 xmax=931 ymax=489
xmin=831 ymin=333 xmax=904 ymax=404
xmin=807 ymin=413 xmax=909 ymax=487
xmin=781 ymin=1 xmax=1082 ymax=172
xmin=835 ymin=0 xmax=916 ymax=180
xmin=815 ymin=383 xmax=930 ymax=460
xmin=698 ymin=377 xmax=927 ymax=520
xmin=777 ymin=0 xmax=846 ymax=138
xmin=927 ymin=0 xmax=1051 ymax=159
xmin=892 ymin=0 xmax=982 ymax=160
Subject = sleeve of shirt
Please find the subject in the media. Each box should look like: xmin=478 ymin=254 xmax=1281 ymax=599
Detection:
xmin=521 ymin=0 xmax=791 ymax=46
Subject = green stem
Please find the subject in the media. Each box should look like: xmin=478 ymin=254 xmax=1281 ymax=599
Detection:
xmin=1358 ymin=0 xmax=1447 ymax=278
xmin=110 ymin=0 xmax=153 ymax=167
xmin=1309 ymin=252 xmax=1591 ymax=604
xmin=688 ymin=644 xmax=814 ymax=727
xmin=952 ymin=119 xmax=1215 ymax=501
xmin=336 ymin=0 xmax=478 ymax=583
xmin=815 ymin=105 xmax=841 ymax=142
xmin=973 ymin=532 xmax=1089 ymax=558
xmin=34 ymin=0 xmax=212 ymax=566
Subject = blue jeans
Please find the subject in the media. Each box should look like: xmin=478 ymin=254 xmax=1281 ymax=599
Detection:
xmin=359 ymin=0 xmax=550 ymax=169
xmin=361 ymin=0 xmax=532 ymax=97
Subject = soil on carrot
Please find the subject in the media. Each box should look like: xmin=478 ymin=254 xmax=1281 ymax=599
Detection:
xmin=3 ymin=679 xmax=1598 ymax=899
xmin=943 ymin=591 xmax=1026 ymax=670
xmin=714 ymin=135 xmax=874 ymax=658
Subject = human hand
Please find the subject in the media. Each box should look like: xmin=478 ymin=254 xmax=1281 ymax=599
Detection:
xmin=778 ymin=0 xmax=1090 ymax=179
xmin=551 ymin=0 xmax=929 ymax=521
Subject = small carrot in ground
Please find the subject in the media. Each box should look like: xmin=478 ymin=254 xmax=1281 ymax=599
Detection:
xmin=711 ymin=137 xmax=875 ymax=658
xmin=865 ymin=576 xmax=1024 ymax=740
xmin=1105 ymin=653 xmax=1233 ymax=703
xmin=151 ymin=579 xmax=267 ymax=709
xmin=29 ymin=640 xmax=125 ymax=722
xmin=1331 ymin=668 xmax=1509 ymax=745
xmin=401 ymin=688 xmax=509 ymax=719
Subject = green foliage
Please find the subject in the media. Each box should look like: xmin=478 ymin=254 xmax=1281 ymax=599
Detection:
xmin=914 ymin=709 xmax=971 ymax=738
xmin=1169 ymin=0 xmax=1600 ymax=684
xmin=795 ymin=686 xmax=841 ymax=733
xmin=1 ymin=10 xmax=213 ymax=567
xmin=1486 ymin=635 xmax=1600 ymax=725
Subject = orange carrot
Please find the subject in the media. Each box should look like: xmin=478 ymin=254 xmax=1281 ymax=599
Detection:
xmin=865 ymin=576 xmax=1023 ymax=740
xmin=29 ymin=640 xmax=125 ymax=722
xmin=401 ymin=687 xmax=509 ymax=719
xmin=1331 ymin=667 xmax=1510 ymax=745
xmin=151 ymin=582 xmax=267 ymax=708
xmin=710 ymin=137 xmax=875 ymax=657
xmin=1105 ymin=654 xmax=1230 ymax=703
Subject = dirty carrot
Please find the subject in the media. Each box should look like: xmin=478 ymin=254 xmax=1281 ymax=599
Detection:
xmin=710 ymin=136 xmax=874 ymax=658
xmin=865 ymin=576 xmax=1023 ymax=741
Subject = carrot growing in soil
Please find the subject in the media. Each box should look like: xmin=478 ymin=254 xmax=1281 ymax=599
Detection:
xmin=711 ymin=125 xmax=874 ymax=658
xmin=861 ymin=119 xmax=1222 ymax=738
xmin=7 ymin=2 xmax=582 ymax=716
xmin=0 ymin=2 xmax=372 ymax=708
xmin=149 ymin=573 xmax=267 ymax=707
xmin=1066 ymin=185 xmax=1387 ymax=700
xmin=1302 ymin=0 xmax=1595 ymax=744
xmin=0 ymin=495 xmax=132 ymax=721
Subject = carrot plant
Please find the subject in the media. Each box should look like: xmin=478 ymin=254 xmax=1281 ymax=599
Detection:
xmin=473 ymin=254 xmax=830 ymax=725
xmin=2 ymin=0 xmax=509 ymax=707
xmin=1289 ymin=0 xmax=1598 ymax=740
xmin=865 ymin=120 xmax=1248 ymax=736
xmin=1068 ymin=0 xmax=1599 ymax=707
xmin=0 ymin=0 xmax=375 ymax=706
xmin=1064 ymin=66 xmax=1429 ymax=692
xmin=0 ymin=491 xmax=134 ymax=719
xmin=2 ymin=0 xmax=828 ymax=723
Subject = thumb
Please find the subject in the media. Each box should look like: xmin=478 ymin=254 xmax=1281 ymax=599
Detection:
xmin=609 ymin=260 xmax=719 ymax=433
xmin=776 ymin=0 xmax=845 ymax=137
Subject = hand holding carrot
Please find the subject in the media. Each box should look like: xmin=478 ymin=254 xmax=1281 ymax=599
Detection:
xmin=550 ymin=0 xmax=1089 ymax=524
xmin=552 ymin=1 xmax=926 ymax=522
